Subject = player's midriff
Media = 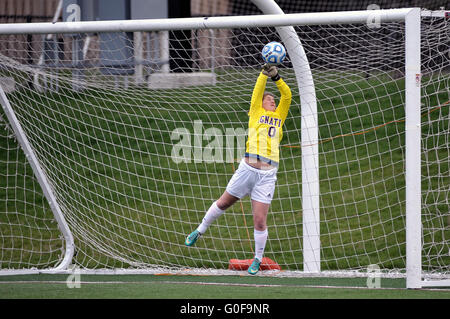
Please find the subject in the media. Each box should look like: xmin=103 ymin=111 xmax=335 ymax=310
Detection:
xmin=244 ymin=157 xmax=275 ymax=170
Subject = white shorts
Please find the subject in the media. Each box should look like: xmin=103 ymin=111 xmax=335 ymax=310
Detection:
xmin=226 ymin=159 xmax=278 ymax=204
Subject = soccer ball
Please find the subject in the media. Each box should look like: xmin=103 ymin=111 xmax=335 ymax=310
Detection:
xmin=261 ymin=41 xmax=286 ymax=65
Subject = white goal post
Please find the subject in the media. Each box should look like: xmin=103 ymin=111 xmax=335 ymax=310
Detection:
xmin=0 ymin=6 xmax=448 ymax=289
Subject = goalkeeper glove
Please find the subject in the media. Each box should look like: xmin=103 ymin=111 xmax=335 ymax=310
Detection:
xmin=262 ymin=64 xmax=281 ymax=81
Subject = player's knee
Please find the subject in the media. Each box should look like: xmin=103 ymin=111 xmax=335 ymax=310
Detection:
xmin=217 ymin=192 xmax=239 ymax=210
xmin=254 ymin=218 xmax=266 ymax=231
xmin=216 ymin=201 xmax=228 ymax=211
xmin=216 ymin=198 xmax=233 ymax=211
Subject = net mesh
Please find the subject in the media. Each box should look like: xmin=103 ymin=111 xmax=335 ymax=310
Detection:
xmin=0 ymin=13 xmax=448 ymax=277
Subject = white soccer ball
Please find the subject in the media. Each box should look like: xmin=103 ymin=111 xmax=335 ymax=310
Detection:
xmin=261 ymin=41 xmax=286 ymax=65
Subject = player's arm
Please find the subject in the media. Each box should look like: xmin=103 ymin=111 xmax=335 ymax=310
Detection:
xmin=264 ymin=65 xmax=292 ymax=121
xmin=274 ymin=77 xmax=292 ymax=121
xmin=248 ymin=70 xmax=268 ymax=117
xmin=262 ymin=65 xmax=292 ymax=120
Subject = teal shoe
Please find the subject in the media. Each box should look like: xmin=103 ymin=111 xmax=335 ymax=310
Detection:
xmin=248 ymin=258 xmax=261 ymax=275
xmin=185 ymin=230 xmax=201 ymax=247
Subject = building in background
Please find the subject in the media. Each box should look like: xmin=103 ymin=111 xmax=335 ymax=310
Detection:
xmin=0 ymin=0 xmax=447 ymax=86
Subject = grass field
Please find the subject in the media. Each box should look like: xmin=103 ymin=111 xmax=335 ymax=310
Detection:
xmin=1 ymin=274 xmax=449 ymax=318
xmin=0 ymin=274 xmax=449 ymax=299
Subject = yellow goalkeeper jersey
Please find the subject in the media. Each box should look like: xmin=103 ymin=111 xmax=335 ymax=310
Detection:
xmin=245 ymin=72 xmax=292 ymax=167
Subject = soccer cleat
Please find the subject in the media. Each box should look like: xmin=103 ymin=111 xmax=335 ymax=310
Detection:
xmin=185 ymin=230 xmax=201 ymax=247
xmin=247 ymin=258 xmax=261 ymax=275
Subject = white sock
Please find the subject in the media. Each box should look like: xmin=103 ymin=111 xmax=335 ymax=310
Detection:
xmin=254 ymin=228 xmax=268 ymax=261
xmin=197 ymin=201 xmax=225 ymax=234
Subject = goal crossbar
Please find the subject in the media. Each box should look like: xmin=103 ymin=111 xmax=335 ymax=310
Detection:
xmin=0 ymin=9 xmax=414 ymax=35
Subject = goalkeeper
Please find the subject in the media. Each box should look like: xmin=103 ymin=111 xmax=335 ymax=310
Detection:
xmin=185 ymin=64 xmax=292 ymax=275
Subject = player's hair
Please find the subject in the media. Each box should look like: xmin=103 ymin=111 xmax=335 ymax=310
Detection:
xmin=263 ymin=92 xmax=275 ymax=101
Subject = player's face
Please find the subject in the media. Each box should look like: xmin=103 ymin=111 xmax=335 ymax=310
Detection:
xmin=262 ymin=95 xmax=276 ymax=112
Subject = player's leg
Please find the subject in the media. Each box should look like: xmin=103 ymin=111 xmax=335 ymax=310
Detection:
xmin=198 ymin=191 xmax=239 ymax=233
xmin=247 ymin=170 xmax=277 ymax=274
xmin=185 ymin=191 xmax=238 ymax=246
xmin=252 ymin=199 xmax=270 ymax=231
xmin=248 ymin=200 xmax=270 ymax=275
xmin=185 ymin=159 xmax=253 ymax=247
xmin=216 ymin=191 xmax=240 ymax=211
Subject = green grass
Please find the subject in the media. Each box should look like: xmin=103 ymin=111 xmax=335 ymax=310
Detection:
xmin=0 ymin=274 xmax=449 ymax=299
xmin=0 ymin=68 xmax=448 ymax=275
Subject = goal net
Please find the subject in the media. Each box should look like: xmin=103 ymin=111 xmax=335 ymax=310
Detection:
xmin=0 ymin=10 xmax=448 ymax=285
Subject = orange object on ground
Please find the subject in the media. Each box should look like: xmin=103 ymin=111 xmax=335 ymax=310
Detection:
xmin=228 ymin=257 xmax=281 ymax=271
